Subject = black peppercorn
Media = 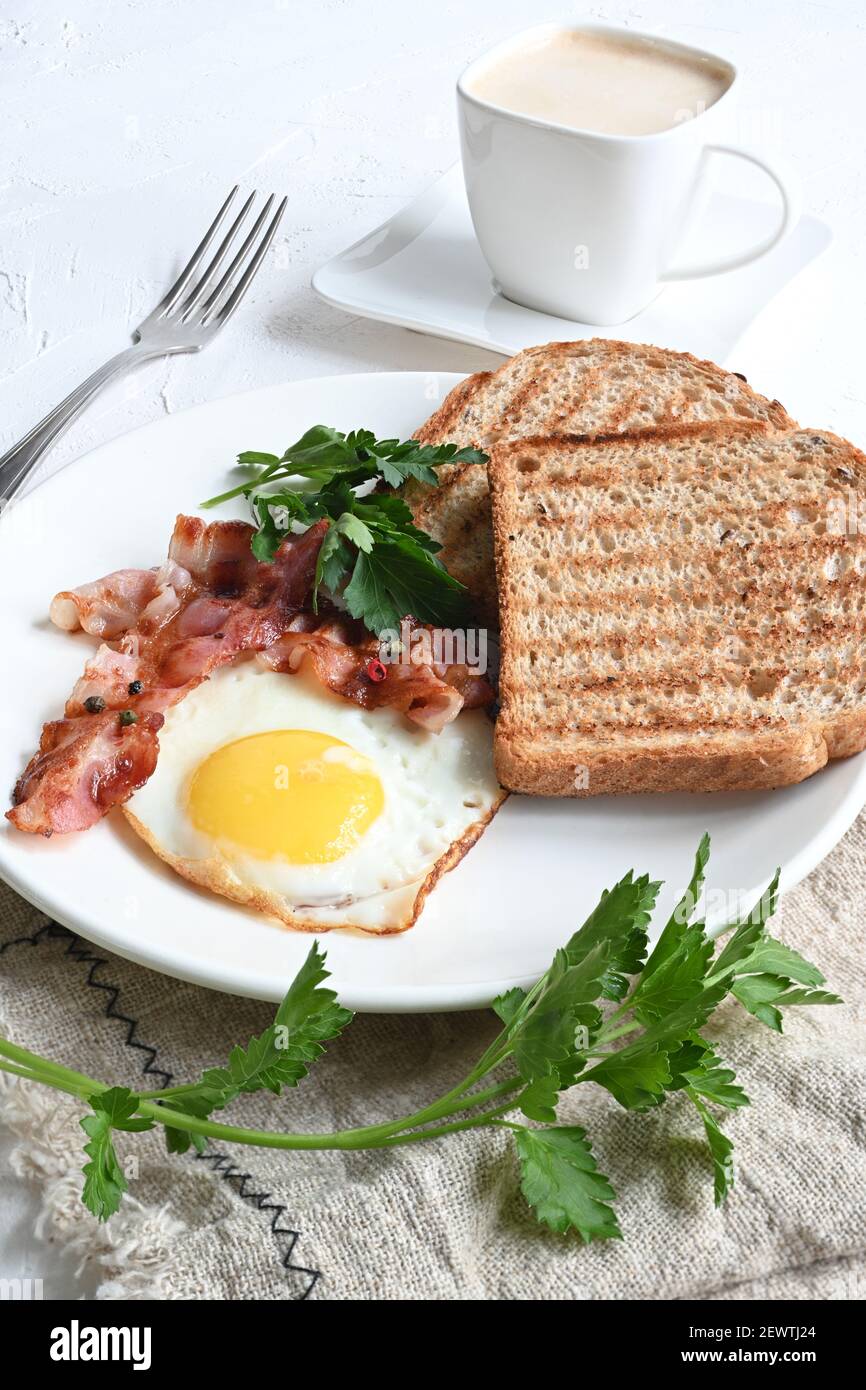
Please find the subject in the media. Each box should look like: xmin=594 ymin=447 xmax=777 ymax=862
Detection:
xmin=128 ymin=680 xmax=143 ymax=696
xmin=83 ymin=696 xmax=106 ymax=714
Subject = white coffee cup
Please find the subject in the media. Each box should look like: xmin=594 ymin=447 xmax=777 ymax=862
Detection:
xmin=457 ymin=22 xmax=800 ymax=326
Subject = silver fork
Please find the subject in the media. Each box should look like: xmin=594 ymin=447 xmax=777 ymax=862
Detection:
xmin=0 ymin=186 xmax=287 ymax=502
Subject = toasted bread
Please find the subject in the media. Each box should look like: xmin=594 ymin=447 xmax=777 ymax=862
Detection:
xmin=489 ymin=425 xmax=866 ymax=796
xmin=412 ymin=341 xmax=795 ymax=623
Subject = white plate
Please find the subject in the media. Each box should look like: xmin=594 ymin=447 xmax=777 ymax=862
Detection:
xmin=312 ymin=165 xmax=831 ymax=364
xmin=0 ymin=372 xmax=862 ymax=1012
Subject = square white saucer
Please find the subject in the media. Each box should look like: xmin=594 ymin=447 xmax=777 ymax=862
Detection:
xmin=313 ymin=164 xmax=831 ymax=364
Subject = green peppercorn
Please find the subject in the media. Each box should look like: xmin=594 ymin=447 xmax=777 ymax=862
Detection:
xmin=118 ymin=709 xmax=139 ymax=727
xmin=128 ymin=680 xmax=143 ymax=696
xmin=83 ymin=695 xmax=106 ymax=714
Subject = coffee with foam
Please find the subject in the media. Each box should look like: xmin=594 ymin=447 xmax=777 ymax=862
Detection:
xmin=467 ymin=29 xmax=732 ymax=137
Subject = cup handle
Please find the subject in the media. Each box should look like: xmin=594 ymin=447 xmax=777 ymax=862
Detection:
xmin=660 ymin=144 xmax=802 ymax=281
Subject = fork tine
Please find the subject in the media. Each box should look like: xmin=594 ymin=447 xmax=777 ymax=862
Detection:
xmin=154 ymin=186 xmax=239 ymax=317
xmin=176 ymin=189 xmax=257 ymax=318
xmin=193 ymin=194 xmax=275 ymax=323
xmin=205 ymin=197 xmax=287 ymax=328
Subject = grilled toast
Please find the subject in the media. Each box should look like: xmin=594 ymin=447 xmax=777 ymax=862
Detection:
xmin=489 ymin=425 xmax=866 ymax=796
xmin=412 ymin=340 xmax=795 ymax=623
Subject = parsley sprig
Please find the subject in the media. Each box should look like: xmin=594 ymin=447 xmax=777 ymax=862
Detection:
xmin=201 ymin=426 xmax=487 ymax=634
xmin=0 ymin=836 xmax=840 ymax=1237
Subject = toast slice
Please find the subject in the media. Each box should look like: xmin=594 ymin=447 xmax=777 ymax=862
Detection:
xmin=489 ymin=425 xmax=866 ymax=796
xmin=412 ymin=341 xmax=795 ymax=623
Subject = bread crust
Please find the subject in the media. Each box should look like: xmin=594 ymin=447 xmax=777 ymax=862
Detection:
xmin=494 ymin=728 xmax=831 ymax=796
xmin=414 ymin=368 xmax=494 ymax=445
xmin=415 ymin=341 xmax=795 ymax=446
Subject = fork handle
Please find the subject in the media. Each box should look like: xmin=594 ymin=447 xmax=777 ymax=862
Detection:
xmin=0 ymin=344 xmax=167 ymax=502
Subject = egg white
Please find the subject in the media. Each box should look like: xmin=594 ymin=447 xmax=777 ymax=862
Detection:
xmin=122 ymin=659 xmax=504 ymax=933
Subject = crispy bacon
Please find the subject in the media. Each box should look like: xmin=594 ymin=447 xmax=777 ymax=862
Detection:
xmin=257 ymin=616 xmax=493 ymax=733
xmin=49 ymin=560 xmax=193 ymax=639
xmin=9 ymin=517 xmax=494 ymax=836
xmin=9 ymin=517 xmax=326 ymax=835
xmin=8 ymin=712 xmax=164 ymax=835
xmin=167 ymin=515 xmax=260 ymax=591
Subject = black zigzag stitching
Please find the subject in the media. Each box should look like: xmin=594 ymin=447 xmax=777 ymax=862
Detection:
xmin=195 ymin=1151 xmax=319 ymax=1299
xmin=0 ymin=914 xmax=321 ymax=1298
xmin=2 ymin=920 xmax=173 ymax=1088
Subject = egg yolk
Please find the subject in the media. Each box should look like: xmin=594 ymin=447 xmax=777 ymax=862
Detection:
xmin=187 ymin=730 xmax=384 ymax=864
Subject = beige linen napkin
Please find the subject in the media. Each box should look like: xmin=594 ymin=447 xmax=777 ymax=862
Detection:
xmin=1 ymin=815 xmax=864 ymax=1301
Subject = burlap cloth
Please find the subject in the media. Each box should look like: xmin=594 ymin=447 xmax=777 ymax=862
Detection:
xmin=1 ymin=813 xmax=864 ymax=1301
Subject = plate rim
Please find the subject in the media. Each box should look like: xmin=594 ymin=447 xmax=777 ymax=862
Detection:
xmin=1 ymin=370 xmax=863 ymax=1012
xmin=0 ymin=782 xmax=862 ymax=1012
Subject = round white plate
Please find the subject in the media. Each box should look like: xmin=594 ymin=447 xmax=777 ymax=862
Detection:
xmin=0 ymin=372 xmax=863 ymax=1012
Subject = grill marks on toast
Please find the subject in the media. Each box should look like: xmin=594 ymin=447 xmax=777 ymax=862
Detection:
xmin=489 ymin=428 xmax=866 ymax=795
xmin=412 ymin=342 xmax=795 ymax=622
xmin=409 ymin=464 xmax=497 ymax=622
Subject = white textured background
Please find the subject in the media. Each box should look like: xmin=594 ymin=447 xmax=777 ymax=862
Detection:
xmin=2 ymin=0 xmax=866 ymax=478
xmin=1 ymin=0 xmax=864 ymax=1298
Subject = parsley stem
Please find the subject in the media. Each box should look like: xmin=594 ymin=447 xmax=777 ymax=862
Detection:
xmin=137 ymin=1082 xmax=207 ymax=1101
xmin=703 ymin=963 xmax=738 ymax=988
xmin=201 ymin=459 xmax=284 ymax=509
xmin=0 ymin=1046 xmax=522 ymax=1154
xmin=0 ymin=1019 xmax=523 ymax=1152
xmin=376 ymin=1103 xmax=517 ymax=1147
xmin=0 ymin=1058 xmax=48 ymax=1083
xmin=0 ymin=1055 xmax=94 ymax=1099
xmin=365 ymin=1028 xmax=515 ymax=1131
xmin=390 ymin=1076 xmax=522 ymax=1129
xmin=134 ymin=1095 xmax=519 ymax=1152
xmin=0 ymin=1037 xmax=105 ymax=1094
xmin=200 ymin=481 xmax=254 ymax=508
xmin=134 ymin=1074 xmax=523 ymax=1151
xmin=599 ymin=999 xmax=635 ymax=1030
xmin=594 ymin=1019 xmax=642 ymax=1046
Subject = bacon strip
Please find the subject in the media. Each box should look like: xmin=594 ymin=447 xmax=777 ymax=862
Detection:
xmin=9 ymin=517 xmax=326 ymax=836
xmin=9 ymin=713 xmax=164 ymax=835
xmin=9 ymin=517 xmax=494 ymax=836
xmin=257 ymin=615 xmax=492 ymax=733
xmin=49 ymin=559 xmax=194 ymax=639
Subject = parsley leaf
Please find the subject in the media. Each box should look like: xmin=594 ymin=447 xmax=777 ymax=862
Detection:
xmin=160 ymin=1090 xmax=216 ymax=1156
xmin=564 ymin=870 xmax=659 ymax=1000
xmin=666 ymin=1037 xmax=749 ymax=1109
xmin=585 ymin=1044 xmax=672 ymax=1111
xmin=342 ymin=536 xmax=468 ymax=633
xmin=711 ymin=870 xmax=781 ymax=978
xmin=500 ymin=945 xmax=609 ymax=1085
xmin=518 ymin=1071 xmax=561 ymax=1124
xmin=273 ymin=938 xmax=350 ymax=1031
xmin=642 ymin=831 xmax=710 ymax=982
xmin=202 ymin=426 xmax=488 ymax=635
xmin=202 ymin=942 xmax=351 ymax=1103
xmin=730 ymin=975 xmax=841 ymax=1032
xmin=250 ymin=496 xmax=284 ymax=563
xmin=513 ymin=1125 xmax=621 ymax=1241
xmin=492 ymin=987 xmax=528 ymax=1027
xmin=690 ymin=1096 xmax=735 ymax=1206
xmin=733 ymin=936 xmax=829 ymax=986
xmin=708 ymin=870 xmax=842 ymax=1030
xmin=630 ymin=922 xmax=714 ymax=1025
xmin=81 ymin=1087 xmax=153 ymax=1221
xmin=314 ymin=523 xmax=354 ymax=604
xmin=157 ymin=942 xmax=352 ymax=1153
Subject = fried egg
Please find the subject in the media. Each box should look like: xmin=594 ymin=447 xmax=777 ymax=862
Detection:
xmin=122 ymin=660 xmax=504 ymax=933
